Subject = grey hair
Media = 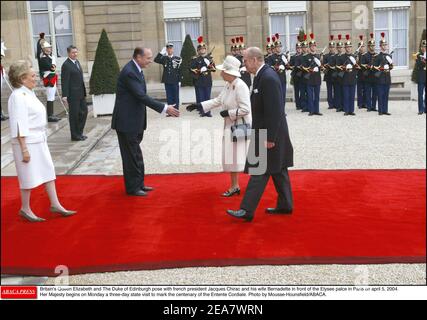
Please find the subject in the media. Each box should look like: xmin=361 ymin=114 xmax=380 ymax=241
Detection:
xmin=245 ymin=47 xmax=264 ymax=62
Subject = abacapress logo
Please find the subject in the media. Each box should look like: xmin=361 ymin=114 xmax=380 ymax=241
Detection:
xmin=1 ymin=286 xmax=38 ymax=299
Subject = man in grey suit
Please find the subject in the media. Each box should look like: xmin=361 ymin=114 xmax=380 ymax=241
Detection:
xmin=227 ymin=47 xmax=294 ymax=222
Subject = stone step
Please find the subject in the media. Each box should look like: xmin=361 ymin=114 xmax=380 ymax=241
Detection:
xmin=1 ymin=108 xmax=111 ymax=175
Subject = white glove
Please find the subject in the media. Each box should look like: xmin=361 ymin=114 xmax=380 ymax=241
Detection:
xmin=346 ymin=64 xmax=353 ymax=70
xmin=179 ymin=82 xmax=181 ymax=87
xmin=203 ymin=58 xmax=210 ymax=66
xmin=383 ymin=64 xmax=389 ymax=70
xmin=240 ymin=66 xmax=247 ymax=72
xmin=314 ymin=57 xmax=321 ymax=66
xmin=281 ymin=55 xmax=288 ymax=64
xmin=349 ymin=56 xmax=356 ymax=65
xmin=160 ymin=47 xmax=167 ymax=55
xmin=385 ymin=56 xmax=393 ymax=64
xmin=313 ymin=67 xmax=319 ymax=72
xmin=279 ymin=65 xmax=285 ymax=71
xmin=200 ymin=66 xmax=207 ymax=73
xmin=423 ymin=52 xmax=426 ymax=59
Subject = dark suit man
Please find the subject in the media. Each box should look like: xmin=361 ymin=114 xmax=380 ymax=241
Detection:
xmin=61 ymin=45 xmax=88 ymax=141
xmin=227 ymin=47 xmax=294 ymax=222
xmin=112 ymin=47 xmax=179 ymax=196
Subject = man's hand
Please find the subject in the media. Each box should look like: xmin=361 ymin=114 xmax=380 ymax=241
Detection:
xmin=186 ymin=103 xmax=200 ymax=112
xmin=62 ymin=97 xmax=68 ymax=105
xmin=166 ymin=105 xmax=179 ymax=117
xmin=265 ymin=141 xmax=275 ymax=149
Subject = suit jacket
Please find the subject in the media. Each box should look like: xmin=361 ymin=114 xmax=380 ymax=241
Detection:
xmin=61 ymin=58 xmax=86 ymax=100
xmin=154 ymin=53 xmax=182 ymax=84
xmin=245 ymin=65 xmax=294 ymax=175
xmin=111 ymin=60 xmax=165 ymax=133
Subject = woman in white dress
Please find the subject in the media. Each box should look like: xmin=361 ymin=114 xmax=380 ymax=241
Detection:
xmin=187 ymin=55 xmax=252 ymax=197
xmin=8 ymin=61 xmax=76 ymax=222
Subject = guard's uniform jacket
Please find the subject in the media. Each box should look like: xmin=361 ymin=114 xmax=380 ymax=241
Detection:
xmin=38 ymin=53 xmax=57 ymax=87
xmin=154 ymin=53 xmax=182 ymax=84
xmin=302 ymin=53 xmax=322 ymax=86
xmin=234 ymin=54 xmax=251 ymax=88
xmin=190 ymin=54 xmax=216 ymax=87
xmin=342 ymin=53 xmax=357 ymax=86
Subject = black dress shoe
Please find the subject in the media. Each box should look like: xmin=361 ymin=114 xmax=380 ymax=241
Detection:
xmin=315 ymin=112 xmax=323 ymax=116
xmin=328 ymin=106 xmax=334 ymax=109
xmin=1 ymin=114 xmax=9 ymax=121
xmin=226 ymin=209 xmax=253 ymax=222
xmin=48 ymin=116 xmax=60 ymax=122
xmin=127 ymin=190 xmax=148 ymax=196
xmin=222 ymin=188 xmax=240 ymax=197
xmin=344 ymin=112 xmax=350 ymax=116
xmin=81 ymin=135 xmax=88 ymax=140
xmin=308 ymin=112 xmax=314 ymax=116
xmin=383 ymin=112 xmax=391 ymax=115
xmin=71 ymin=137 xmax=85 ymax=141
xmin=418 ymin=112 xmax=424 ymax=115
xmin=266 ymin=208 xmax=292 ymax=214
xmin=350 ymin=112 xmax=356 ymax=116
xmin=141 ymin=186 xmax=154 ymax=192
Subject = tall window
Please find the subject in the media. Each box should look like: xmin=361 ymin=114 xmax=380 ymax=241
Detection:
xmin=270 ymin=14 xmax=306 ymax=54
xmin=374 ymin=8 xmax=409 ymax=67
xmin=165 ymin=19 xmax=201 ymax=56
xmin=28 ymin=1 xmax=74 ymax=58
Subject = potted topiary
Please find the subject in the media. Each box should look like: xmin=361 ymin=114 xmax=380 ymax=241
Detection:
xmin=179 ymin=34 xmax=198 ymax=103
xmin=89 ymin=29 xmax=120 ymax=117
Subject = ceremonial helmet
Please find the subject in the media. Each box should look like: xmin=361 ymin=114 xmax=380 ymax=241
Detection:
xmin=328 ymin=35 xmax=335 ymax=47
xmin=309 ymin=33 xmax=316 ymax=46
xmin=422 ymin=40 xmax=426 ymax=47
xmin=231 ymin=38 xmax=236 ymax=51
xmin=379 ymin=32 xmax=387 ymax=46
xmin=301 ymin=34 xmax=308 ymax=48
xmin=358 ymin=35 xmax=364 ymax=47
xmin=266 ymin=37 xmax=273 ymax=50
xmin=344 ymin=34 xmax=352 ymax=47
xmin=239 ymin=36 xmax=246 ymax=49
xmin=197 ymin=36 xmax=207 ymax=50
xmin=336 ymin=34 xmax=344 ymax=48
xmin=296 ymin=35 xmax=303 ymax=48
xmin=40 ymin=39 xmax=52 ymax=49
xmin=274 ymin=33 xmax=282 ymax=47
xmin=368 ymin=33 xmax=375 ymax=47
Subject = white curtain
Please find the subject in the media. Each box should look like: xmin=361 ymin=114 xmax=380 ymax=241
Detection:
xmin=270 ymin=15 xmax=286 ymax=41
xmin=30 ymin=1 xmax=48 ymax=11
xmin=166 ymin=21 xmax=182 ymax=55
xmin=289 ymin=14 xmax=304 ymax=53
xmin=185 ymin=20 xmax=200 ymax=51
xmin=55 ymin=35 xmax=72 ymax=57
xmin=374 ymin=8 xmax=408 ymax=66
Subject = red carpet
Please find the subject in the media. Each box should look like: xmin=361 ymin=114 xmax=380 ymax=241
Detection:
xmin=1 ymin=170 xmax=426 ymax=276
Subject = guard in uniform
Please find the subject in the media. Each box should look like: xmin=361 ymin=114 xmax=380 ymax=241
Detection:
xmin=342 ymin=35 xmax=358 ymax=116
xmin=264 ymin=37 xmax=273 ymax=62
xmin=414 ymin=40 xmax=426 ymax=115
xmin=267 ymin=33 xmax=288 ymax=112
xmin=302 ymin=33 xmax=322 ymax=116
xmin=234 ymin=36 xmax=251 ymax=88
xmin=38 ymin=39 xmax=61 ymax=122
xmin=154 ymin=42 xmax=182 ymax=112
xmin=356 ymin=35 xmax=368 ymax=109
xmin=289 ymin=38 xmax=303 ymax=110
xmin=190 ymin=36 xmax=216 ymax=117
xmin=322 ymin=35 xmax=336 ymax=109
xmin=360 ymin=33 xmax=378 ymax=112
xmin=373 ymin=32 xmax=392 ymax=115
xmin=334 ymin=34 xmax=345 ymax=112
xmin=299 ymin=35 xmax=309 ymax=112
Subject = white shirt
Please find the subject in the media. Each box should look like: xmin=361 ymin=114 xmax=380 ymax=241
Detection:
xmin=132 ymin=59 xmax=168 ymax=115
xmin=8 ymin=85 xmax=47 ymax=144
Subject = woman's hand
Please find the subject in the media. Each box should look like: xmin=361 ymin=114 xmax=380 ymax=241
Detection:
xmin=22 ymin=150 xmax=31 ymax=163
xmin=186 ymin=103 xmax=200 ymax=112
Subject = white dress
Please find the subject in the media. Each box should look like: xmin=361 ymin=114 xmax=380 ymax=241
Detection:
xmin=8 ymin=86 xmax=56 ymax=189
xmin=201 ymin=78 xmax=252 ymax=172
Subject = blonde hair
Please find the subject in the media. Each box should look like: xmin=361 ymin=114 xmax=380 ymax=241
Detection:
xmin=8 ymin=60 xmax=32 ymax=88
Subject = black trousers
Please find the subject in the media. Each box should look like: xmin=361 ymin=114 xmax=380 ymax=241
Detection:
xmin=68 ymin=97 xmax=88 ymax=139
xmin=116 ymin=131 xmax=145 ymax=194
xmin=240 ymin=168 xmax=293 ymax=214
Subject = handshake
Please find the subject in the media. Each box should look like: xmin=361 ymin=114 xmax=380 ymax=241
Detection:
xmin=186 ymin=103 xmax=229 ymax=118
